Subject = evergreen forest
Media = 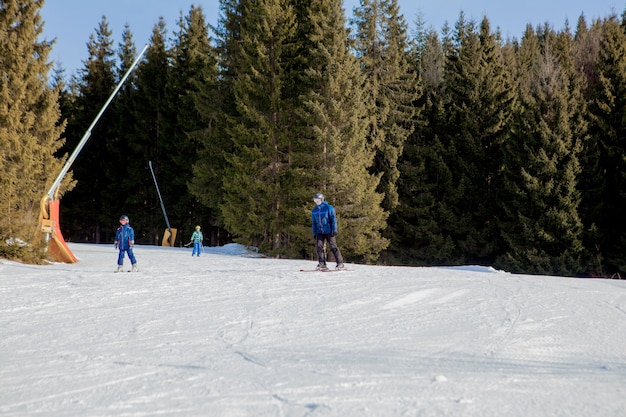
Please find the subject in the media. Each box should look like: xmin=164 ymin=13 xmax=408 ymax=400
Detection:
xmin=3 ymin=0 xmax=626 ymax=277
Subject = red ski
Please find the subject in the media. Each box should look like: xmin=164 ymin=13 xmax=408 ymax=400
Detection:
xmin=299 ymin=269 xmax=351 ymax=272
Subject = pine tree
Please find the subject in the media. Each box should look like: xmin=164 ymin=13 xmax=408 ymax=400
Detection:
xmin=59 ymin=16 xmax=117 ymax=243
xmin=130 ymin=19 xmax=173 ymax=244
xmin=573 ymin=14 xmax=602 ymax=95
xmin=582 ymin=15 xmax=626 ymax=275
xmin=299 ymin=0 xmax=388 ymax=262
xmin=189 ymin=1 xmax=239 ymax=247
xmin=387 ymin=27 xmax=460 ymax=265
xmin=217 ymin=0 xmax=301 ymax=255
xmin=103 ymin=25 xmax=143 ymax=236
xmin=0 ymin=0 xmax=72 ymax=261
xmin=440 ymin=15 xmax=515 ymax=264
xmin=163 ymin=5 xmax=218 ymax=243
xmin=351 ymin=0 xmax=419 ymax=212
xmin=574 ymin=16 xmax=604 ymax=274
xmin=497 ymin=25 xmax=584 ymax=276
xmin=414 ymin=20 xmax=446 ymax=90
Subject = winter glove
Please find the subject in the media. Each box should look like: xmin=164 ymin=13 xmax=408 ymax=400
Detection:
xmin=114 ymin=243 xmax=118 ymax=249
xmin=130 ymin=240 xmax=135 ymax=248
xmin=332 ymin=231 xmax=338 ymax=237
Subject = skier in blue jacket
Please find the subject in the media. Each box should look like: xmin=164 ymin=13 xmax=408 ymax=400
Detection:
xmin=115 ymin=215 xmax=137 ymax=272
xmin=311 ymin=193 xmax=345 ymax=270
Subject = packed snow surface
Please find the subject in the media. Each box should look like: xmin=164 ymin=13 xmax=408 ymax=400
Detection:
xmin=2 ymin=243 xmax=626 ymax=416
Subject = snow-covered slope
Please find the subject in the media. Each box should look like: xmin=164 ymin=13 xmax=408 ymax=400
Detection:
xmin=2 ymin=243 xmax=626 ymax=416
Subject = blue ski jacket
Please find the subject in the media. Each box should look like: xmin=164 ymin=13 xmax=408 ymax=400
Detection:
xmin=312 ymin=201 xmax=338 ymax=236
xmin=115 ymin=223 xmax=135 ymax=250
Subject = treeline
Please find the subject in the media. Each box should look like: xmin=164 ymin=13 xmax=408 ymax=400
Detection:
xmin=3 ymin=0 xmax=626 ymax=277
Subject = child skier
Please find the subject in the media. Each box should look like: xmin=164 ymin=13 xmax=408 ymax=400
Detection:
xmin=115 ymin=215 xmax=137 ymax=272
xmin=191 ymin=225 xmax=203 ymax=256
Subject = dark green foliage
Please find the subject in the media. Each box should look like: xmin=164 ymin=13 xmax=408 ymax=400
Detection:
xmin=391 ymin=15 xmax=517 ymax=267
xmin=581 ymin=15 xmax=626 ymax=276
xmin=386 ymin=26 xmax=459 ymax=265
xmin=6 ymin=1 xmax=625 ymax=276
xmin=59 ymin=16 xmax=118 ymax=243
xmin=439 ymin=16 xmax=515 ymax=265
xmin=299 ymin=0 xmax=388 ymax=262
xmin=217 ymin=0 xmax=303 ymax=256
xmin=104 ymin=25 xmax=145 ymax=239
xmin=189 ymin=0 xmax=244 ymax=246
xmin=197 ymin=0 xmax=390 ymax=261
xmin=351 ymin=0 xmax=420 ymax=213
xmin=496 ymin=25 xmax=585 ymax=276
xmin=0 ymin=0 xmax=72 ymax=262
xmin=160 ymin=6 xmax=220 ymax=244
xmin=388 ymin=87 xmax=463 ymax=265
xmin=121 ymin=20 xmax=171 ymax=244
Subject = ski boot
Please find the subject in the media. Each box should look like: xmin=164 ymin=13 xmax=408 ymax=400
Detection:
xmin=132 ymin=264 xmax=138 ymax=272
xmin=316 ymin=263 xmax=329 ymax=271
xmin=335 ymin=263 xmax=345 ymax=271
xmin=116 ymin=265 xmax=123 ymax=273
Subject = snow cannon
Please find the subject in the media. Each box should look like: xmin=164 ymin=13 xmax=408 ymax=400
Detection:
xmin=39 ymin=44 xmax=149 ymax=263
xmin=148 ymin=160 xmax=177 ymax=247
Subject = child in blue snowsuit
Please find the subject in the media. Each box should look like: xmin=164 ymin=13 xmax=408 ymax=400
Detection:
xmin=191 ymin=225 xmax=203 ymax=256
xmin=115 ymin=215 xmax=137 ymax=272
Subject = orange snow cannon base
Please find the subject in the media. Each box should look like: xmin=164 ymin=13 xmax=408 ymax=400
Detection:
xmin=39 ymin=195 xmax=78 ymax=263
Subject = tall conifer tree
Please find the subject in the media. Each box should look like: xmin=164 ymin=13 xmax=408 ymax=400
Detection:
xmin=163 ymin=6 xmax=217 ymax=241
xmin=388 ymin=27 xmax=459 ymax=265
xmin=0 ymin=0 xmax=71 ymax=261
xmin=573 ymin=14 xmax=602 ymax=94
xmin=105 ymin=25 xmax=142 ymax=235
xmin=498 ymin=25 xmax=584 ymax=275
xmin=300 ymin=0 xmax=388 ymax=262
xmin=582 ymin=15 xmax=626 ymax=275
xmin=440 ymin=15 xmax=515 ymax=264
xmin=217 ymin=0 xmax=301 ymax=255
xmin=351 ymin=0 xmax=419 ymax=212
xmin=131 ymin=19 xmax=172 ymax=244
xmin=59 ymin=16 xmax=117 ymax=243
xmin=190 ymin=0 xmax=242 ymax=246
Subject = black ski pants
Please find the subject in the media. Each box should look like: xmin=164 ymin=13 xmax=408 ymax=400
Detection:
xmin=315 ymin=233 xmax=344 ymax=265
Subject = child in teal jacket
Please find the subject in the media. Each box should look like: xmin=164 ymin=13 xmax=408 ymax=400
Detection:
xmin=191 ymin=226 xmax=203 ymax=256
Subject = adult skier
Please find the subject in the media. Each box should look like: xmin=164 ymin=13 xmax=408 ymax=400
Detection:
xmin=311 ymin=192 xmax=345 ymax=270
xmin=115 ymin=215 xmax=137 ymax=272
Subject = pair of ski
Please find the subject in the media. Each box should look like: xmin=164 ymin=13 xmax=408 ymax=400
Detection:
xmin=299 ymin=268 xmax=350 ymax=273
xmin=115 ymin=268 xmax=138 ymax=273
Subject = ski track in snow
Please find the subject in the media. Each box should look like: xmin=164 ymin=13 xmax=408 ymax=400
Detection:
xmin=1 ymin=243 xmax=626 ymax=416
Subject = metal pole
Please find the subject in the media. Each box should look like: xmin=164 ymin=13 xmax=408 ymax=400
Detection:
xmin=148 ymin=160 xmax=172 ymax=233
xmin=47 ymin=44 xmax=149 ymax=199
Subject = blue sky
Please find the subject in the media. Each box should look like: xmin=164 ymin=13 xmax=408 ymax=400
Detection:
xmin=41 ymin=0 xmax=623 ymax=77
